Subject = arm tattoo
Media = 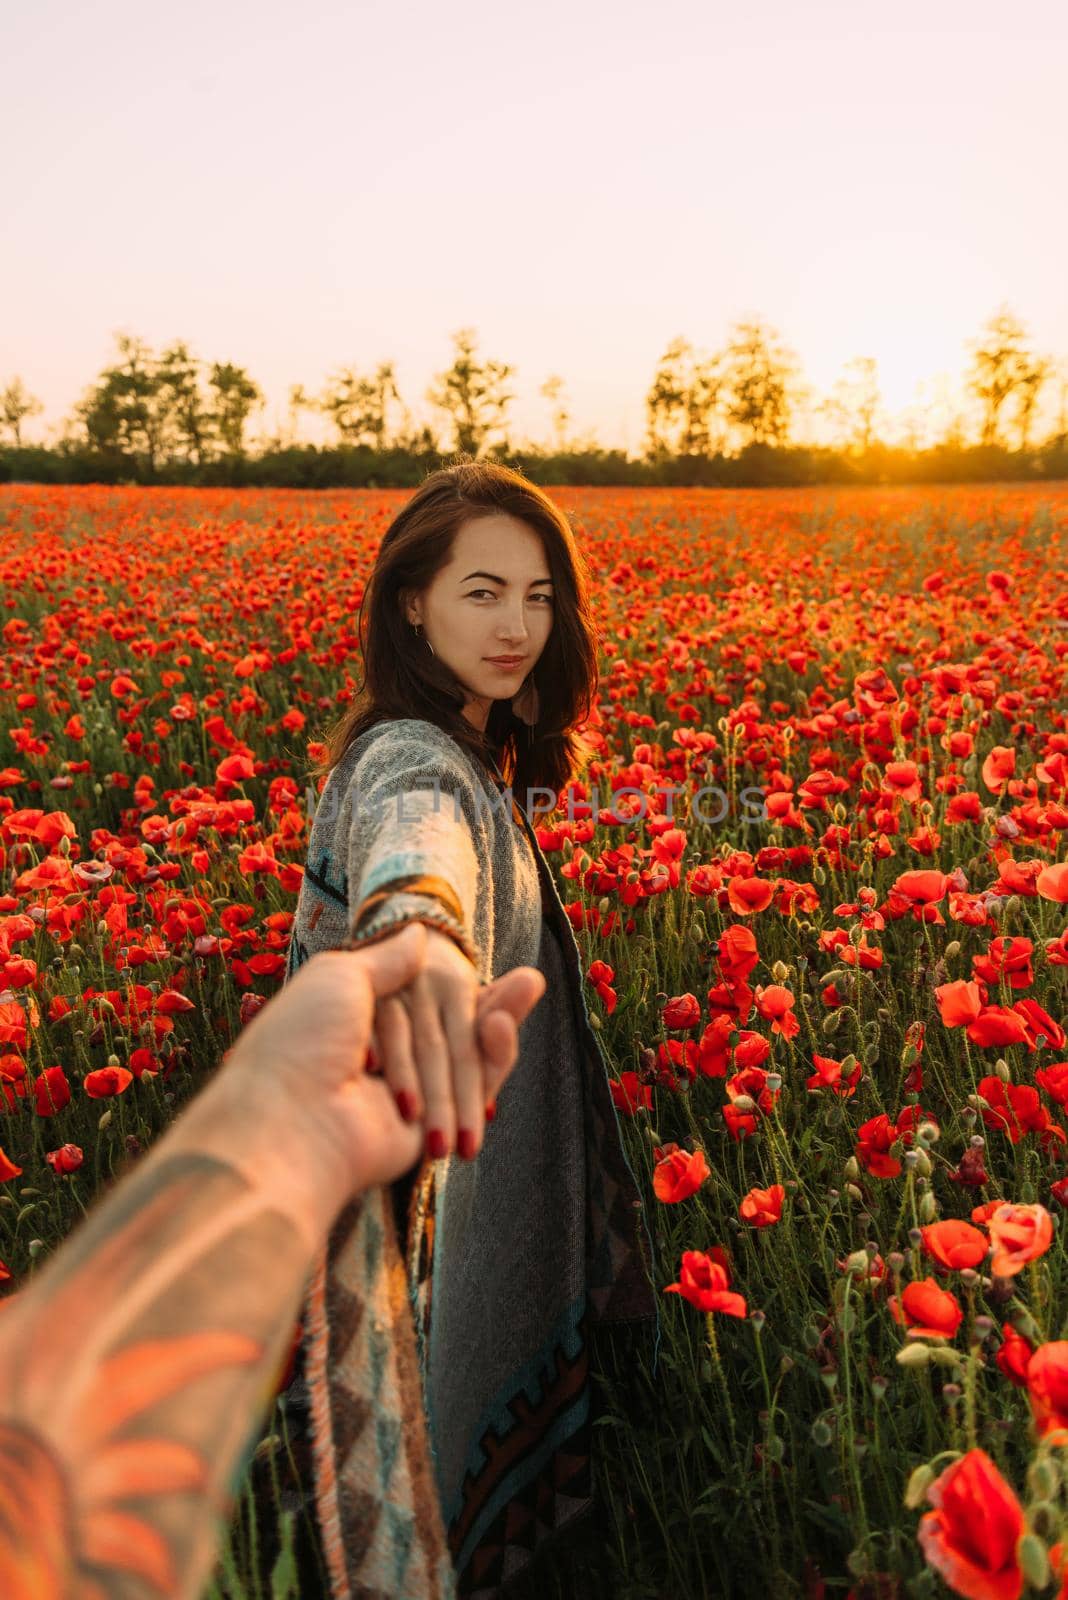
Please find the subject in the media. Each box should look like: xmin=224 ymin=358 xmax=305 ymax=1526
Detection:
xmin=0 ymin=1149 xmax=311 ymax=1600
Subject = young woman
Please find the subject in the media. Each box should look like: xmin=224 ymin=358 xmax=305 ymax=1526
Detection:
xmin=281 ymin=458 xmax=657 ymax=1599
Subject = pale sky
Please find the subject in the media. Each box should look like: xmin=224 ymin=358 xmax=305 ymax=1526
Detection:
xmin=4 ymin=0 xmax=1067 ymax=453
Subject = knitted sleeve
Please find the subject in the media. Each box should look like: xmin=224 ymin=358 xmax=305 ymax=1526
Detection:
xmin=342 ymin=720 xmax=483 ymax=970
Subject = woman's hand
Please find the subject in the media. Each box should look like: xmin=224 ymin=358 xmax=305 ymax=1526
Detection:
xmin=368 ymin=925 xmax=546 ymax=1162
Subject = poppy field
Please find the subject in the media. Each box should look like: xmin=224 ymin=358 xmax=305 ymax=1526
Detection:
xmin=1 ymin=480 xmax=1068 ymax=1600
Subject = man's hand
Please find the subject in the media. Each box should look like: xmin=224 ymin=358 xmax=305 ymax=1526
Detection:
xmin=218 ymin=924 xmax=546 ymax=1230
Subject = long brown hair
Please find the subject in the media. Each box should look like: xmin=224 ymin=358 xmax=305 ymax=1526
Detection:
xmin=309 ymin=456 xmax=600 ymax=813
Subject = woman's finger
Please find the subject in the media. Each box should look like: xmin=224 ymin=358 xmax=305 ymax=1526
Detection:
xmin=477 ymin=1008 xmax=519 ymax=1114
xmin=441 ymin=979 xmax=486 ymax=1161
xmin=406 ymin=976 xmax=456 ymax=1159
xmin=375 ymin=995 xmax=421 ymax=1122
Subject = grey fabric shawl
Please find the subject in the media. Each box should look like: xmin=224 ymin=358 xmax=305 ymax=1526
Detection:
xmin=284 ymin=716 xmax=658 ymax=1598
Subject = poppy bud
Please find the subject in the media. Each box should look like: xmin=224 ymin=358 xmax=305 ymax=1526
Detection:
xmin=995 ymin=1058 xmax=1011 ymax=1083
xmin=896 ymin=1343 xmax=931 ymax=1368
xmin=843 ymin=1157 xmax=860 ymax=1180
xmin=919 ymin=1189 xmax=937 ymax=1222
xmin=944 ymin=940 xmax=961 ymax=959
xmin=901 ymin=1465 xmax=933 ymax=1510
xmin=1017 ymin=1533 xmax=1049 ymax=1589
xmin=1028 ymin=1457 xmax=1059 ymax=1499
xmin=931 ymin=1349 xmax=964 ymax=1369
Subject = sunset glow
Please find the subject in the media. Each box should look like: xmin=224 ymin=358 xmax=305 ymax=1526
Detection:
xmin=4 ymin=0 xmax=1066 ymax=451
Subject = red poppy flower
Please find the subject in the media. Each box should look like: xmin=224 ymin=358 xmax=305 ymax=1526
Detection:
xmin=883 ymin=761 xmax=922 ymax=803
xmin=45 ymin=1143 xmax=84 ymax=1175
xmin=739 ymin=1184 xmax=785 ymax=1227
xmin=855 ymin=1113 xmax=903 ymax=1178
xmin=888 ymin=1277 xmax=963 ymax=1340
xmin=1026 ymin=1341 xmax=1068 ymax=1444
xmin=726 ymin=876 xmax=775 ymax=915
xmin=967 ymin=1007 xmax=1029 ymax=1049
xmin=714 ymin=925 xmax=760 ymax=983
xmin=893 ymin=869 xmax=949 ymax=903
xmin=610 ymin=1072 xmax=653 ymax=1116
xmin=664 ymin=1249 xmax=747 ymax=1318
xmin=0 ymin=1146 xmax=23 ymax=1183
xmin=1013 ymin=999 xmax=1066 ymax=1052
xmin=987 ymin=1203 xmax=1053 ymax=1277
xmin=972 ymin=936 xmax=1034 ymax=991
xmin=83 ymin=1066 xmax=134 ymax=1099
xmin=934 ymin=980 xmax=983 ymax=1028
xmin=977 ymin=1078 xmax=1049 ymax=1143
xmin=995 ymin=1322 xmax=1034 ymax=1388
xmin=1037 ymin=1062 xmax=1068 ymax=1105
xmin=917 ymin=1448 xmax=1023 ymax=1600
xmin=753 ymin=984 xmax=800 ymax=1039
xmin=920 ymin=1219 xmax=989 ymax=1271
xmin=806 ymin=1052 xmax=862 ymax=1098
xmin=652 ymin=1146 xmax=710 ymax=1203
xmin=33 ymin=1066 xmax=71 ymax=1117
xmin=661 ymin=993 xmax=701 ymax=1030
xmin=1037 ymin=862 xmax=1068 ymax=904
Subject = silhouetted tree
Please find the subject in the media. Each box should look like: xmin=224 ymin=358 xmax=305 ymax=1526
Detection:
xmin=157 ymin=341 xmax=213 ymax=465
xmin=644 ymin=337 xmax=723 ymax=458
xmin=426 ymin=327 xmax=514 ymax=457
xmin=966 ymin=306 xmax=1049 ymax=448
xmin=539 ymin=373 xmax=573 ymax=453
xmin=209 ymin=363 xmax=263 ymax=456
xmin=317 ymin=361 xmax=401 ymax=447
xmin=721 ymin=318 xmax=799 ymax=447
xmin=73 ymin=333 xmax=165 ymax=471
xmin=1013 ymin=353 xmax=1051 ymax=451
xmin=0 ymin=377 xmax=44 ymax=447
xmin=820 ymin=356 xmax=883 ymax=453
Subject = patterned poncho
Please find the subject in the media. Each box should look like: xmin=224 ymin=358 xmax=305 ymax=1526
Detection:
xmin=284 ymin=716 xmax=657 ymax=1598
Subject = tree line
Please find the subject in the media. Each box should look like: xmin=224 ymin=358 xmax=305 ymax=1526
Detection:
xmin=2 ymin=308 xmax=1066 ymax=488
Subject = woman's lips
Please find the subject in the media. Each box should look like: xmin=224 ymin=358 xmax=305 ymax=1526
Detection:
xmin=486 ymin=657 xmax=525 ymax=667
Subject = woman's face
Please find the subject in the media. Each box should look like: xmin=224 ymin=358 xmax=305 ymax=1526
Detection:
xmin=405 ymin=514 xmax=555 ymax=734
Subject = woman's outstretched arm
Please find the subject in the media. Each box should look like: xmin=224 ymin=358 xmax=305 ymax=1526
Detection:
xmin=0 ymin=927 xmax=543 ymax=1600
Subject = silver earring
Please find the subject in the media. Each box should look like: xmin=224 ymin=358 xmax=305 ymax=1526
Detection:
xmin=412 ymin=621 xmax=435 ymax=657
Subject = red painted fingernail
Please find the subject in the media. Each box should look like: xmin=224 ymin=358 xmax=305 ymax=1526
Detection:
xmin=484 ymin=1101 xmax=497 ymax=1124
xmin=427 ymin=1128 xmax=448 ymax=1160
xmin=395 ymin=1089 xmax=416 ymax=1123
xmin=457 ymin=1128 xmax=478 ymax=1160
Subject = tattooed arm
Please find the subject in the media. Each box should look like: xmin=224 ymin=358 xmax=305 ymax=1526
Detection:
xmin=0 ymin=925 xmax=544 ymax=1600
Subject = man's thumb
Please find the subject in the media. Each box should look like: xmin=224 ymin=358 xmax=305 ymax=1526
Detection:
xmin=348 ymin=921 xmax=427 ymax=995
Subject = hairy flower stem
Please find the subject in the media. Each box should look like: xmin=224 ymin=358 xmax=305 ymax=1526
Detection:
xmin=706 ymin=1311 xmax=739 ymax=1462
